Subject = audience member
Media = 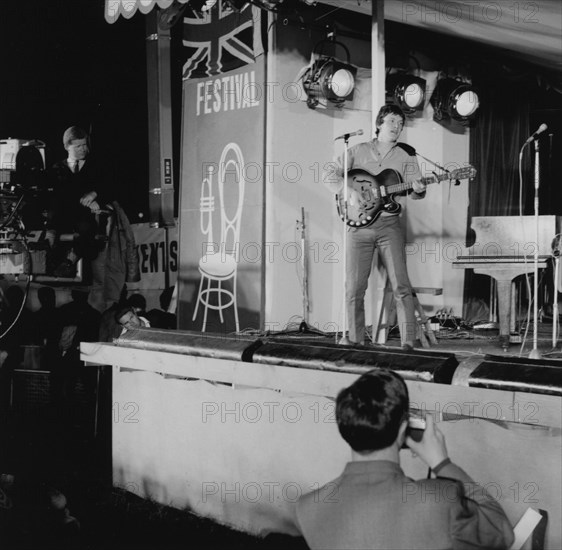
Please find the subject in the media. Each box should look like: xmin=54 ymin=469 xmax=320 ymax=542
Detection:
xmin=0 ymin=285 xmax=35 ymax=367
xmin=57 ymin=289 xmax=101 ymax=357
xmin=293 ymin=369 xmax=514 ymax=550
xmin=99 ymin=285 xmax=128 ymax=342
xmin=0 ymin=286 xmax=35 ymax=414
xmin=127 ymin=293 xmax=147 ymax=317
xmin=115 ymin=305 xmax=150 ymax=336
xmin=53 ymin=289 xmax=101 ymax=402
xmin=0 ymin=474 xmax=80 ymax=548
xmin=145 ymin=286 xmax=177 ymax=329
xmin=31 ymin=286 xmax=62 ymax=370
xmin=99 ymin=302 xmax=121 ymax=342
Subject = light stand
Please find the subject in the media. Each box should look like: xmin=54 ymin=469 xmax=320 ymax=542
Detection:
xmin=271 ymin=209 xmax=326 ymax=339
xmin=296 ymin=207 xmax=324 ymax=336
xmin=299 ymin=206 xmax=310 ymax=328
xmin=338 ymin=135 xmax=351 ymax=345
xmin=529 ymin=137 xmax=542 ymax=359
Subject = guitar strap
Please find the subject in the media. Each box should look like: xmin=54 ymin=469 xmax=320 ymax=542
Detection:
xmin=396 ymin=142 xmax=417 ymax=157
xmin=396 ymin=142 xmax=426 ymax=197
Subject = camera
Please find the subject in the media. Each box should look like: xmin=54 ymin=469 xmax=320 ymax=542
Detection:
xmin=401 ymin=415 xmax=426 ymax=449
xmin=407 ymin=416 xmax=426 ymax=442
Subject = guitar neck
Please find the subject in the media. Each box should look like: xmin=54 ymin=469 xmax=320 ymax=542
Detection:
xmin=386 ymin=173 xmax=447 ymax=194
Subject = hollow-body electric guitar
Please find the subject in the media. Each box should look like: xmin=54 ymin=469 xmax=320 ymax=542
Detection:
xmin=336 ymin=166 xmax=476 ymax=227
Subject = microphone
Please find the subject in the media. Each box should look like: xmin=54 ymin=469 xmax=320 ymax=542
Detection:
xmin=335 ymin=129 xmax=364 ymax=141
xmin=525 ymin=123 xmax=548 ymax=144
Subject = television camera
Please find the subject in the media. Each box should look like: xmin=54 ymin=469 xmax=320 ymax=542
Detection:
xmin=0 ymin=138 xmax=53 ymax=277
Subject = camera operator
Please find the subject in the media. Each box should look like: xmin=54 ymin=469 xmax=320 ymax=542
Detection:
xmin=46 ymin=126 xmax=113 ymax=278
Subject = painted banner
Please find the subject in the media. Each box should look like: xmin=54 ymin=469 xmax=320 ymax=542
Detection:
xmin=128 ymin=223 xmax=178 ymax=291
xmin=178 ymin=57 xmax=265 ymax=332
xmin=178 ymin=1 xmax=265 ymax=333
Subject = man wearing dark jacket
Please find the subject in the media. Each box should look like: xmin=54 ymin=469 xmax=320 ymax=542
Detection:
xmin=294 ymin=369 xmax=514 ymax=550
xmin=48 ymin=126 xmax=112 ymax=275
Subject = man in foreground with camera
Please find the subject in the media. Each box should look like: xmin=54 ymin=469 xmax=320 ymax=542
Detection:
xmin=294 ymin=369 xmax=514 ymax=550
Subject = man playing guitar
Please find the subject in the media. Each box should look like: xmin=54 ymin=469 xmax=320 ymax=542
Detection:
xmin=325 ymin=104 xmax=426 ymax=349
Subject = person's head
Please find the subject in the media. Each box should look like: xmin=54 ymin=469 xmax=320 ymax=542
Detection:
xmin=115 ymin=306 xmax=142 ymax=330
xmin=336 ymin=369 xmax=409 ymax=454
xmin=63 ymin=126 xmax=89 ymax=161
xmin=375 ymin=104 xmax=406 ymax=142
xmin=127 ymin=293 xmax=147 ymax=314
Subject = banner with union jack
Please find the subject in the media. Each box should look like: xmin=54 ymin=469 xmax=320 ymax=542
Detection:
xmin=182 ymin=2 xmax=264 ymax=80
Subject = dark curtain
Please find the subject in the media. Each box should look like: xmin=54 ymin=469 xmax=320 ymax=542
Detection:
xmin=468 ymin=81 xmax=531 ymax=220
xmin=462 ymin=78 xmax=532 ymax=316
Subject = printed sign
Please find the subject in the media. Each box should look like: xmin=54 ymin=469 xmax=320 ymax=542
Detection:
xmin=128 ymin=223 xmax=178 ymax=291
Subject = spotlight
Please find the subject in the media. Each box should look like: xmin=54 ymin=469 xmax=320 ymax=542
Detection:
xmin=386 ymin=74 xmax=426 ymax=115
xmin=430 ymin=78 xmax=480 ymax=124
xmin=302 ymin=41 xmax=356 ymax=109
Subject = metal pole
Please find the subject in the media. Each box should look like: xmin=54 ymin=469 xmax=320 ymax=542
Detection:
xmin=553 ymin=257 xmax=559 ymax=348
xmin=145 ymin=11 xmax=175 ymax=228
xmin=529 ymin=139 xmax=541 ymax=359
xmin=300 ymin=207 xmax=309 ymax=325
xmin=339 ymin=138 xmax=351 ymax=345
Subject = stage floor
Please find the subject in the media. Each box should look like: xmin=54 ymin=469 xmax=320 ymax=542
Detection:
xmin=256 ymin=320 xmax=562 ymax=363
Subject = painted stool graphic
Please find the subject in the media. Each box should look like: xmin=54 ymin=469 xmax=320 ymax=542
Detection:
xmin=192 ymin=143 xmax=245 ymax=332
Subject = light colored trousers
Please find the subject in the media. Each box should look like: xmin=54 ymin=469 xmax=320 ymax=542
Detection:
xmin=346 ymin=215 xmax=417 ymax=346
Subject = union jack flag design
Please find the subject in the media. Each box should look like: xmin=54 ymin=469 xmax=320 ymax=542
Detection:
xmin=182 ymin=2 xmax=263 ymax=80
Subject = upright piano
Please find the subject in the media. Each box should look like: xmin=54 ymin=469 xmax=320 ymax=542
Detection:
xmin=454 ymin=216 xmax=559 ymax=348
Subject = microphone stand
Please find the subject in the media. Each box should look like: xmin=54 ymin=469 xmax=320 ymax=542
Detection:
xmin=549 ymin=135 xmax=559 ymax=349
xmin=529 ymin=137 xmax=542 ymax=359
xmin=553 ymin=245 xmax=560 ymax=349
xmin=339 ymin=135 xmax=351 ymax=345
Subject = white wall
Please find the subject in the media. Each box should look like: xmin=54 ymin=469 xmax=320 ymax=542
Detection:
xmin=264 ymin=32 xmax=471 ymax=336
xmin=264 ymin=28 xmax=372 ymax=334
